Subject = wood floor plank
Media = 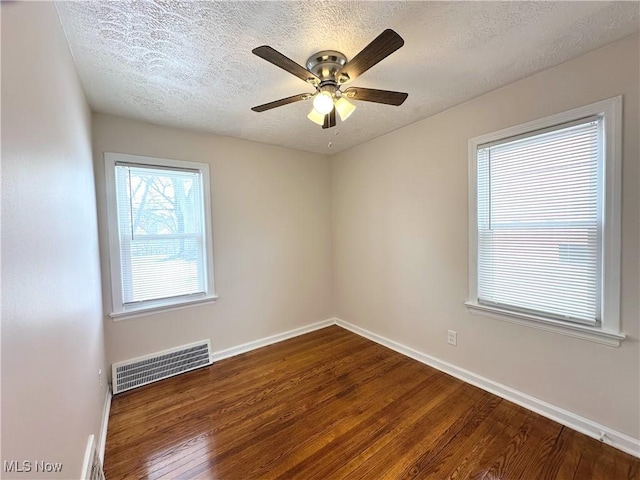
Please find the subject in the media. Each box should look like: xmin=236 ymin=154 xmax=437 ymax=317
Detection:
xmin=408 ymin=397 xmax=517 ymax=479
xmin=496 ymin=412 xmax=563 ymax=480
xmin=181 ymin=355 xmax=440 ymax=479
xmin=157 ymin=352 xmax=422 ymax=479
xmin=108 ymin=327 xmax=357 ymax=432
xmin=272 ymin=373 xmax=461 ymax=480
xmin=103 ymin=326 xmax=640 ymax=480
xmin=343 ymin=387 xmax=494 ymax=480
xmin=262 ymin=368 xmax=446 ymax=478
xmin=108 ymin=331 xmax=386 ymax=475
xmin=108 ymin=330 xmax=364 ymax=432
xmin=479 ymin=410 xmax=560 ymax=480
xmin=130 ymin=344 xmax=410 ymax=477
xmin=406 ymin=398 xmax=526 ymax=479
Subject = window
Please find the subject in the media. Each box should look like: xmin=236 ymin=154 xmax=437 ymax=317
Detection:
xmin=105 ymin=153 xmax=216 ymax=318
xmin=467 ymin=97 xmax=623 ymax=346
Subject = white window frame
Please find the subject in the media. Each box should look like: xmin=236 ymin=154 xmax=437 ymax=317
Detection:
xmin=466 ymin=97 xmax=624 ymax=346
xmin=104 ymin=152 xmax=217 ymax=319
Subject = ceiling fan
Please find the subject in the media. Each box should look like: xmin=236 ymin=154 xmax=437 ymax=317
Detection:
xmin=251 ymin=29 xmax=408 ymax=129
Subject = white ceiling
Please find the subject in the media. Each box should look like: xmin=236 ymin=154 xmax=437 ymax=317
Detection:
xmin=55 ymin=1 xmax=639 ymax=155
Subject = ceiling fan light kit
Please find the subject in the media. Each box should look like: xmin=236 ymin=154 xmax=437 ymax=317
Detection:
xmin=313 ymin=89 xmax=335 ymax=114
xmin=251 ymin=29 xmax=408 ymax=130
xmin=335 ymin=96 xmax=356 ymax=121
xmin=307 ymin=108 xmax=326 ymax=126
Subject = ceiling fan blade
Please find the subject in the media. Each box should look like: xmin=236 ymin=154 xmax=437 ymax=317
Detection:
xmin=251 ymin=93 xmax=310 ymax=112
xmin=322 ymin=109 xmax=336 ymax=129
xmin=322 ymin=113 xmax=329 ymax=129
xmin=336 ymin=29 xmax=404 ymax=84
xmin=252 ymin=46 xmax=319 ymax=84
xmin=343 ymin=87 xmax=408 ymax=106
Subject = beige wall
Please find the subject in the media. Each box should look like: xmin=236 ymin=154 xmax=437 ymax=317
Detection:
xmin=92 ymin=114 xmax=333 ymax=366
xmin=1 ymin=2 xmax=107 ymax=478
xmin=331 ymin=34 xmax=640 ymax=439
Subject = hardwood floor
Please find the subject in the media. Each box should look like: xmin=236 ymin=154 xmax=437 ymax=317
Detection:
xmin=104 ymin=326 xmax=639 ymax=479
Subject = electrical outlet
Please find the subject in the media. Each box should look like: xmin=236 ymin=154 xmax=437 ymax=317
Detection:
xmin=98 ymin=369 xmax=103 ymax=388
xmin=447 ymin=330 xmax=457 ymax=346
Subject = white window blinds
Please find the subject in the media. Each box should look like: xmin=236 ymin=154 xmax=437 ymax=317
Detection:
xmin=114 ymin=163 xmax=207 ymax=304
xmin=476 ymin=117 xmax=602 ymax=325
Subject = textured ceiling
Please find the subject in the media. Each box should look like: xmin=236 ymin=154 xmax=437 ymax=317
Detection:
xmin=55 ymin=1 xmax=639 ymax=155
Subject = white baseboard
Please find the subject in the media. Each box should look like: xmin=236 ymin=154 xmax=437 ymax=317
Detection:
xmin=102 ymin=316 xmax=639 ymax=459
xmin=334 ymin=318 xmax=640 ymax=459
xmin=210 ymin=318 xmax=335 ymax=363
xmin=98 ymin=387 xmax=112 ymax=463
xmin=80 ymin=434 xmax=97 ymax=480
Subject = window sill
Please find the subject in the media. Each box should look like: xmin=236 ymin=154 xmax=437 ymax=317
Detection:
xmin=464 ymin=301 xmax=625 ymax=347
xmin=110 ymin=295 xmax=218 ymax=321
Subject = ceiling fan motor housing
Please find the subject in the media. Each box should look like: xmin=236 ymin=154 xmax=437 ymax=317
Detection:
xmin=306 ymin=50 xmax=347 ymax=83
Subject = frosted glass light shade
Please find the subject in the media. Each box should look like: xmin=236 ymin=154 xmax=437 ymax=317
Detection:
xmin=313 ymin=91 xmax=334 ymax=114
xmin=335 ymin=97 xmax=356 ymax=121
xmin=307 ymin=107 xmax=325 ymax=125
